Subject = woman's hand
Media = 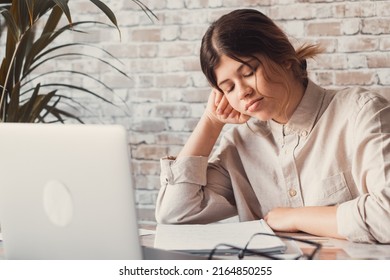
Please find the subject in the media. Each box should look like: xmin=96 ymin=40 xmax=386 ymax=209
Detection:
xmin=264 ymin=207 xmax=299 ymax=232
xmin=205 ymin=89 xmax=251 ymax=125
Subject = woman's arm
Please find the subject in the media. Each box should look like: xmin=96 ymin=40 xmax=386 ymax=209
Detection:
xmin=266 ymin=94 xmax=390 ymax=243
xmin=177 ymin=89 xmax=249 ymax=158
xmin=264 ymin=206 xmax=345 ymax=239
xmin=156 ymin=90 xmax=250 ymax=224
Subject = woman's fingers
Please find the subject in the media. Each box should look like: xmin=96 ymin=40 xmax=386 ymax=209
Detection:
xmin=216 ymin=95 xmax=230 ymax=115
xmin=214 ymin=89 xmax=223 ymax=107
xmin=209 ymin=88 xmax=251 ymax=124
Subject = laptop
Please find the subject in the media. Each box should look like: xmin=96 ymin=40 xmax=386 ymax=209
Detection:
xmin=0 ymin=123 xmax=202 ymax=260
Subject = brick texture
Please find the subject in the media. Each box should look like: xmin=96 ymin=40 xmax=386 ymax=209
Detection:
xmin=2 ymin=0 xmax=389 ymax=224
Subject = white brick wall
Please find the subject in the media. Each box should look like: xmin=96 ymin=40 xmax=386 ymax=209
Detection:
xmin=2 ymin=0 xmax=389 ymax=223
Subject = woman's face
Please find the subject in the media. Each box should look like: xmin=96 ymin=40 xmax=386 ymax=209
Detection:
xmin=214 ymin=54 xmax=299 ymax=124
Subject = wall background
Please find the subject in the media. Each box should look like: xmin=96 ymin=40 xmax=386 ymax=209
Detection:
xmin=2 ymin=0 xmax=389 ymax=224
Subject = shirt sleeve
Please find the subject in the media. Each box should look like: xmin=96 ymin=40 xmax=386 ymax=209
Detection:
xmin=337 ymin=93 xmax=390 ymax=243
xmin=155 ymin=155 xmax=237 ymax=224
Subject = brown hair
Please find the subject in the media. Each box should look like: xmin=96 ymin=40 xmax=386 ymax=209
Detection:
xmin=200 ymin=9 xmax=322 ymax=93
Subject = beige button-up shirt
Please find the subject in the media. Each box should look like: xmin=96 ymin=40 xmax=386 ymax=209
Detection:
xmin=156 ymin=80 xmax=390 ymax=243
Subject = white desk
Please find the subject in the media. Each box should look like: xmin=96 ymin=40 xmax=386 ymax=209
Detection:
xmin=140 ymin=225 xmax=390 ymax=260
xmin=1 ymin=228 xmax=390 ymax=260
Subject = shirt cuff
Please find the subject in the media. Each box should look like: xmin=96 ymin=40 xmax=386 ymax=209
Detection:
xmin=160 ymin=156 xmax=208 ymax=186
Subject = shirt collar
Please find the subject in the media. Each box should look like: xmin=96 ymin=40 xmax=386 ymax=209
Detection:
xmin=269 ymin=80 xmax=326 ymax=137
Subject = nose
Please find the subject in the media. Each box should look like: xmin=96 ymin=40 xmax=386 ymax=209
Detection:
xmin=238 ymin=81 xmax=253 ymax=100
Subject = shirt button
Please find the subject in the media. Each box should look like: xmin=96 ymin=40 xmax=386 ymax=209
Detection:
xmin=288 ymin=188 xmax=297 ymax=197
xmin=300 ymin=130 xmax=308 ymax=137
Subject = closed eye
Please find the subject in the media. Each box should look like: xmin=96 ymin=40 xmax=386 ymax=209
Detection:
xmin=242 ymin=67 xmax=257 ymax=78
xmin=225 ymin=85 xmax=234 ymax=94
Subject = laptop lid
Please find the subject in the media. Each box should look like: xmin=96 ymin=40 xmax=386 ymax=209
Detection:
xmin=0 ymin=123 xmax=142 ymax=259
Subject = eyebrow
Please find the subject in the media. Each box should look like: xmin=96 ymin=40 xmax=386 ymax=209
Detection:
xmin=217 ymin=58 xmax=256 ymax=87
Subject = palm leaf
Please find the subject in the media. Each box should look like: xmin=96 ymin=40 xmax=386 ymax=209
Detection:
xmin=29 ymin=91 xmax=57 ymax=122
xmin=39 ymin=95 xmax=64 ymax=123
xmin=1 ymin=0 xmax=154 ymax=123
xmin=0 ymin=8 xmax=19 ymax=42
xmin=40 ymin=94 xmax=92 ymax=117
xmin=19 ymin=93 xmax=82 ymax=119
xmin=0 ymin=2 xmax=9 ymax=37
xmin=0 ymin=56 xmax=9 ymax=87
xmin=0 ymin=27 xmax=20 ymax=116
xmin=23 ymin=21 xmax=113 ymax=75
xmin=22 ymin=70 xmax=114 ymax=93
xmin=24 ymin=52 xmax=130 ymax=82
xmin=34 ymin=0 xmax=56 ymax=19
xmin=1 ymin=6 xmax=19 ymax=87
xmin=23 ymin=8 xmax=69 ymax=71
xmin=90 ymin=0 xmax=120 ymax=38
xmin=52 ymin=0 xmax=72 ymax=26
xmin=31 ymin=22 xmax=116 ymax=63
xmin=36 ymin=94 xmax=86 ymax=124
xmin=132 ymin=0 xmax=158 ymax=21
xmin=13 ymin=26 xmax=33 ymax=85
xmin=13 ymin=0 xmax=30 ymax=33
xmin=25 ymin=0 xmax=34 ymax=26
xmin=41 ymin=4 xmax=63 ymax=37
xmin=7 ymin=80 xmax=20 ymax=121
xmin=24 ymin=83 xmax=117 ymax=106
xmin=17 ymin=83 xmax=45 ymax=122
xmin=43 ymin=104 xmax=84 ymax=124
xmin=34 ymin=42 xmax=124 ymax=66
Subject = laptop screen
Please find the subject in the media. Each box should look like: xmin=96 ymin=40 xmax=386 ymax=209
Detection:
xmin=0 ymin=123 xmax=142 ymax=259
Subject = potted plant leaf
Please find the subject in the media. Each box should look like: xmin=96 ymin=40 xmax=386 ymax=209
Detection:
xmin=0 ymin=0 xmax=155 ymax=123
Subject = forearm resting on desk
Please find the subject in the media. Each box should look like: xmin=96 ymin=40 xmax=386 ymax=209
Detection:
xmin=265 ymin=206 xmax=345 ymax=240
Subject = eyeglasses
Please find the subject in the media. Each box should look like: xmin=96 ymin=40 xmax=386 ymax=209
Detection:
xmin=208 ymin=233 xmax=322 ymax=260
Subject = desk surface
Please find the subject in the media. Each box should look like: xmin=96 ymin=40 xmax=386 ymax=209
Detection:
xmin=140 ymin=225 xmax=390 ymax=260
xmin=1 ymin=226 xmax=389 ymax=260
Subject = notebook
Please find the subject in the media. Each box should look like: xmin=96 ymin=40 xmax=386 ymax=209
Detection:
xmin=155 ymin=219 xmax=287 ymax=254
xmin=0 ymin=123 xmax=203 ymax=260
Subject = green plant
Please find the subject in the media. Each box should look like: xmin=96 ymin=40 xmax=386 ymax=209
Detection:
xmin=0 ymin=0 xmax=155 ymax=123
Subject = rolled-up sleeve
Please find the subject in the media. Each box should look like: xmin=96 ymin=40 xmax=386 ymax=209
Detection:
xmin=155 ymin=156 xmax=237 ymax=224
xmin=160 ymin=156 xmax=208 ymax=186
xmin=337 ymin=94 xmax=390 ymax=243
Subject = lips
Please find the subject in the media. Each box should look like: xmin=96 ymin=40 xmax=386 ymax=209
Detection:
xmin=245 ymin=97 xmax=264 ymax=112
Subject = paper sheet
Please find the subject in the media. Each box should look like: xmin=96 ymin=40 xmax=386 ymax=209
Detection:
xmin=139 ymin=228 xmax=156 ymax=236
xmin=154 ymin=220 xmax=287 ymax=253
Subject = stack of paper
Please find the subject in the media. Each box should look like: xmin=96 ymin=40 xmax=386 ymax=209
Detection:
xmin=154 ymin=219 xmax=287 ymax=254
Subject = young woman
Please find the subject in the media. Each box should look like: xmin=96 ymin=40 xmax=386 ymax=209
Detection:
xmin=155 ymin=9 xmax=390 ymax=243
